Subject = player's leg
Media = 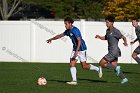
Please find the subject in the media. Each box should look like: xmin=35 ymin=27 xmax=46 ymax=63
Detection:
xmin=132 ymin=46 xmax=140 ymax=64
xmin=96 ymin=58 xmax=110 ymax=78
xmin=112 ymin=60 xmax=128 ymax=84
xmin=132 ymin=52 xmax=140 ymax=64
xmin=111 ymin=61 xmax=118 ymax=74
xmin=99 ymin=58 xmax=108 ymax=68
xmin=66 ymin=51 xmax=77 ymax=85
xmin=111 ymin=59 xmax=120 ymax=76
xmin=101 ymin=54 xmax=121 ymax=75
xmin=70 ymin=58 xmax=77 ymax=81
xmin=78 ymin=51 xmax=99 ymax=71
xmin=100 ymin=54 xmax=116 ymax=69
xmin=80 ymin=61 xmax=103 ymax=78
xmin=80 ymin=61 xmax=99 ymax=71
xmin=111 ymin=61 xmax=117 ymax=66
xmin=79 ymin=51 xmax=102 ymax=78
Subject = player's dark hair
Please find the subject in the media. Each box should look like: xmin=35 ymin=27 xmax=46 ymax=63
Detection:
xmin=132 ymin=18 xmax=139 ymax=22
xmin=105 ymin=15 xmax=115 ymax=22
xmin=64 ymin=16 xmax=74 ymax=24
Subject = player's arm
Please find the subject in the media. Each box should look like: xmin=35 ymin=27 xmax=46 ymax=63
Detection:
xmin=131 ymin=29 xmax=140 ymax=45
xmin=130 ymin=38 xmax=138 ymax=45
xmin=74 ymin=37 xmax=81 ymax=57
xmin=95 ymin=35 xmax=106 ymax=40
xmin=121 ymin=35 xmax=128 ymax=46
xmin=71 ymin=37 xmax=81 ymax=61
xmin=47 ymin=33 xmax=64 ymax=43
xmin=76 ymin=37 xmax=81 ymax=51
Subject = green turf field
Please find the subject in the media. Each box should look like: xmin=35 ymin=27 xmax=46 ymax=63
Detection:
xmin=0 ymin=62 xmax=140 ymax=93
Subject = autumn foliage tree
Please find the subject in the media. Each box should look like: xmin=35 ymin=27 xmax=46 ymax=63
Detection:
xmin=102 ymin=0 xmax=140 ymax=21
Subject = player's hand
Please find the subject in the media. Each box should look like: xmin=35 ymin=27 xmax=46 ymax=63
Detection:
xmin=130 ymin=42 xmax=134 ymax=45
xmin=123 ymin=42 xmax=128 ymax=46
xmin=95 ymin=35 xmax=100 ymax=39
xmin=46 ymin=39 xmax=52 ymax=43
xmin=74 ymin=51 xmax=78 ymax=57
xmin=71 ymin=51 xmax=78 ymax=61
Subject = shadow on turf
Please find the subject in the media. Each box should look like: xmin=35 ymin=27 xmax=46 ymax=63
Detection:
xmin=48 ymin=78 xmax=107 ymax=84
xmin=123 ymin=71 xmax=140 ymax=74
xmin=48 ymin=79 xmax=68 ymax=83
xmin=101 ymin=70 xmax=140 ymax=75
xmin=78 ymin=78 xmax=107 ymax=83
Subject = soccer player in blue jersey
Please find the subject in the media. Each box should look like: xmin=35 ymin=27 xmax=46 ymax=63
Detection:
xmin=130 ymin=18 xmax=140 ymax=64
xmin=95 ymin=15 xmax=128 ymax=84
xmin=47 ymin=17 xmax=102 ymax=85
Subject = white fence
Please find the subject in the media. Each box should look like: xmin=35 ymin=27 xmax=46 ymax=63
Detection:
xmin=0 ymin=20 xmax=139 ymax=63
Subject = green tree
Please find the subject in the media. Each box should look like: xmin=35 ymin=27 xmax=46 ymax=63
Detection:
xmin=0 ymin=0 xmax=105 ymax=20
xmin=23 ymin=0 xmax=104 ymax=20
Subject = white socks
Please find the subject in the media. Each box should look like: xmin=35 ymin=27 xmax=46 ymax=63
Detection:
xmin=70 ymin=65 xmax=98 ymax=81
xmin=89 ymin=64 xmax=99 ymax=72
xmin=70 ymin=67 xmax=77 ymax=81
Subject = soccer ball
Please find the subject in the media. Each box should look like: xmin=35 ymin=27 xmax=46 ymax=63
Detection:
xmin=37 ymin=77 xmax=47 ymax=85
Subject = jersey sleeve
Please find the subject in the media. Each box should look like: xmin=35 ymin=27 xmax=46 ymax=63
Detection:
xmin=137 ymin=26 xmax=140 ymax=32
xmin=105 ymin=30 xmax=108 ymax=40
xmin=115 ymin=30 xmax=123 ymax=39
xmin=73 ymin=28 xmax=81 ymax=38
xmin=105 ymin=34 xmax=107 ymax=40
xmin=63 ymin=30 xmax=68 ymax=36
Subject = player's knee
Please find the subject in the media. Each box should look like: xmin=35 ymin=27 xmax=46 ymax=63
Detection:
xmin=99 ymin=62 xmax=106 ymax=68
xmin=99 ymin=62 xmax=102 ymax=66
xmin=82 ymin=66 xmax=88 ymax=70
xmin=132 ymin=54 xmax=137 ymax=59
xmin=70 ymin=61 xmax=76 ymax=67
xmin=99 ymin=62 xmax=104 ymax=67
xmin=70 ymin=64 xmax=75 ymax=67
xmin=99 ymin=58 xmax=108 ymax=68
xmin=82 ymin=65 xmax=89 ymax=70
xmin=82 ymin=65 xmax=88 ymax=70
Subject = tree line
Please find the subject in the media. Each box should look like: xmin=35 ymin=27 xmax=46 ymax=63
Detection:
xmin=0 ymin=0 xmax=140 ymax=21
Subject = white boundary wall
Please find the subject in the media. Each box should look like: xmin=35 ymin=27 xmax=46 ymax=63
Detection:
xmin=0 ymin=20 xmax=139 ymax=63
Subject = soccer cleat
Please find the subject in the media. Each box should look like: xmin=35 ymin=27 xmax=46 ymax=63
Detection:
xmin=66 ymin=81 xmax=77 ymax=85
xmin=116 ymin=66 xmax=121 ymax=76
xmin=121 ymin=78 xmax=128 ymax=84
xmin=98 ymin=66 xmax=103 ymax=78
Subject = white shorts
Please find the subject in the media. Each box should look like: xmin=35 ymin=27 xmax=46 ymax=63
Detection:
xmin=70 ymin=50 xmax=87 ymax=62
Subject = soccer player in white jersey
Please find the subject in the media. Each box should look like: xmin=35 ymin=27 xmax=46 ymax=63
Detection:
xmin=47 ymin=16 xmax=102 ymax=85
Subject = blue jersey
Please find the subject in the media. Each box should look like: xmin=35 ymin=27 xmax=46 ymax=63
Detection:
xmin=63 ymin=26 xmax=87 ymax=51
